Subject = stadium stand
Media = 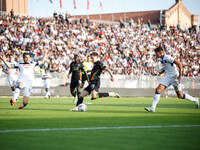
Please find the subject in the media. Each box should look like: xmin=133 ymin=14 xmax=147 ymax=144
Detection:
xmin=0 ymin=12 xmax=199 ymax=78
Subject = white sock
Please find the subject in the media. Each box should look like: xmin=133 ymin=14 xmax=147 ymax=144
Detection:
xmin=183 ymin=94 xmax=196 ymax=102
xmin=13 ymin=88 xmax=20 ymax=102
xmin=152 ymin=93 xmax=161 ymax=109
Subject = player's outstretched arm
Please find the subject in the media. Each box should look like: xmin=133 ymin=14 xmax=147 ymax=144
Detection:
xmin=2 ymin=69 xmax=9 ymax=75
xmin=104 ymin=67 xmax=114 ymax=82
xmin=159 ymin=70 xmax=165 ymax=76
xmin=174 ymin=59 xmax=182 ymax=82
xmin=38 ymin=49 xmax=48 ymax=65
xmin=0 ymin=53 xmax=14 ymax=69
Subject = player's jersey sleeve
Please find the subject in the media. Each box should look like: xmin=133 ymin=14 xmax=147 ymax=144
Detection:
xmin=32 ymin=61 xmax=39 ymax=66
xmin=165 ymin=55 xmax=175 ymax=64
xmin=2 ymin=64 xmax=7 ymax=70
xmin=14 ymin=62 xmax=19 ymax=68
xmin=98 ymin=61 xmax=106 ymax=70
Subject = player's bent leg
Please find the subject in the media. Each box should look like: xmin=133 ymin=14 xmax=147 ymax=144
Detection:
xmin=18 ymin=86 xmax=31 ymax=109
xmin=178 ymin=91 xmax=199 ymax=109
xmin=11 ymin=82 xmax=23 ymax=105
xmin=45 ymin=88 xmax=50 ymax=99
xmin=70 ymin=90 xmax=89 ymax=111
xmin=11 ymin=86 xmax=15 ymax=96
xmin=155 ymin=84 xmax=166 ymax=94
xmin=80 ymin=82 xmax=85 ymax=89
xmin=145 ymin=84 xmax=166 ymax=112
xmin=18 ymin=96 xmax=29 ymax=109
xmin=77 ymin=90 xmax=88 ymax=105
xmin=91 ymin=90 xmax=99 ymax=100
xmin=91 ymin=91 xmax=119 ymax=100
xmin=77 ymin=90 xmax=89 ymax=105
xmin=176 ymin=91 xmax=184 ymax=99
xmin=70 ymin=87 xmax=77 ymax=103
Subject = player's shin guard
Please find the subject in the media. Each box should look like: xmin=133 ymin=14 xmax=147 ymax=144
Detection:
xmin=182 ymin=94 xmax=196 ymax=102
xmin=13 ymin=86 xmax=21 ymax=101
xmin=76 ymin=97 xmax=83 ymax=106
xmin=152 ymin=93 xmax=161 ymax=109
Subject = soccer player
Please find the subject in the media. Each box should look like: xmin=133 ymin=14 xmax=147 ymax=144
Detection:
xmin=80 ymin=54 xmax=93 ymax=88
xmin=144 ymin=47 xmax=199 ymax=112
xmin=70 ymin=52 xmax=120 ymax=111
xmin=67 ymin=55 xmax=88 ymax=103
xmin=42 ymin=69 xmax=52 ymax=99
xmin=0 ymin=50 xmax=48 ymax=109
xmin=2 ymin=54 xmax=19 ymax=96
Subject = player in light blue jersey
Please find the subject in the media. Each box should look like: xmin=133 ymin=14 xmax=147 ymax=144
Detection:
xmin=145 ymin=47 xmax=199 ymax=112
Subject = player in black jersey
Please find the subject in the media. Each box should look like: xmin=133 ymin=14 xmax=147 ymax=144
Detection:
xmin=67 ymin=55 xmax=88 ymax=103
xmin=70 ymin=52 xmax=120 ymax=111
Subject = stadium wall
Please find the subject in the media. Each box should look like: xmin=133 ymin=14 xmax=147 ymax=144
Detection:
xmin=0 ymin=86 xmax=199 ymax=97
xmin=73 ymin=10 xmax=161 ymax=24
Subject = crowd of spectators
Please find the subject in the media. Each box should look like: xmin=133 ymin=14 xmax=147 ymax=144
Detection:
xmin=0 ymin=11 xmax=200 ymax=77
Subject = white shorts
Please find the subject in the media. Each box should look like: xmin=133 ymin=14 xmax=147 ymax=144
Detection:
xmin=44 ymin=83 xmax=50 ymax=89
xmin=160 ymin=76 xmax=182 ymax=92
xmin=17 ymin=79 xmax=33 ymax=97
xmin=7 ymin=76 xmax=18 ymax=87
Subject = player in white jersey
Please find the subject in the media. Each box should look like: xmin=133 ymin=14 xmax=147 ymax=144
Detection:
xmin=144 ymin=47 xmax=199 ymax=112
xmin=42 ymin=69 xmax=52 ymax=99
xmin=0 ymin=50 xmax=48 ymax=109
xmin=2 ymin=54 xmax=19 ymax=96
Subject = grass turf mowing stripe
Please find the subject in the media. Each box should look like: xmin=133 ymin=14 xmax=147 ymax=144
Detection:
xmin=0 ymin=125 xmax=200 ymax=133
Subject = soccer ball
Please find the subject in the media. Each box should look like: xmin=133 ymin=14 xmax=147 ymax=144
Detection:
xmin=78 ymin=104 xmax=87 ymax=112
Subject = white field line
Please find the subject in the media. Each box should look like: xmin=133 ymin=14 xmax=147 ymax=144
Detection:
xmin=0 ymin=125 xmax=200 ymax=133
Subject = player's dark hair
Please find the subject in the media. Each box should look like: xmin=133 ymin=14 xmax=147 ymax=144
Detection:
xmin=23 ymin=52 xmax=30 ymax=58
xmin=154 ymin=47 xmax=163 ymax=52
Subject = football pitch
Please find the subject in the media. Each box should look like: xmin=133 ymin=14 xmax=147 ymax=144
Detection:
xmin=0 ymin=97 xmax=199 ymax=150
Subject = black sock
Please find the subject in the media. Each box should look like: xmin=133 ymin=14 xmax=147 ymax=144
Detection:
xmin=23 ymin=103 xmax=28 ymax=107
xmin=99 ymin=93 xmax=109 ymax=98
xmin=76 ymin=97 xmax=83 ymax=106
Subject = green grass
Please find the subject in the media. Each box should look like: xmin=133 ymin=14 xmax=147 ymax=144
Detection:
xmin=0 ymin=97 xmax=200 ymax=150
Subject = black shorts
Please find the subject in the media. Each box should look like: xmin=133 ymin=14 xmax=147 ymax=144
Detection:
xmin=84 ymin=80 xmax=100 ymax=94
xmin=70 ymin=80 xmax=81 ymax=92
